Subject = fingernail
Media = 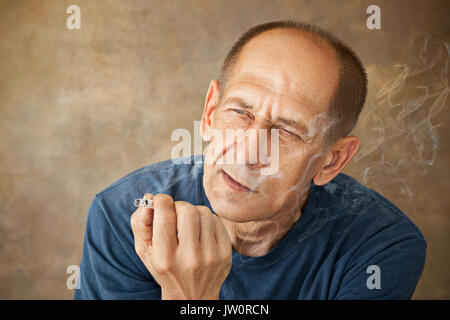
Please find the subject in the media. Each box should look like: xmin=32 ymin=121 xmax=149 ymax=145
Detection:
xmin=143 ymin=193 xmax=153 ymax=200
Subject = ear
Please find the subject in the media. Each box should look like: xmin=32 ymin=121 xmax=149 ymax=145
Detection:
xmin=201 ymin=79 xmax=221 ymax=142
xmin=313 ymin=136 xmax=360 ymax=186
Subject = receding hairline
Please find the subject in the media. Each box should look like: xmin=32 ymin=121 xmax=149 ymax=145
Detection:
xmin=218 ymin=20 xmax=368 ymax=146
xmin=219 ymin=25 xmax=341 ymax=91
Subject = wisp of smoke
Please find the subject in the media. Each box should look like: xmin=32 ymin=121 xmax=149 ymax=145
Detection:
xmin=353 ymin=33 xmax=449 ymax=212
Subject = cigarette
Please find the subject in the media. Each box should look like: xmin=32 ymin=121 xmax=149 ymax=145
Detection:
xmin=134 ymin=198 xmax=154 ymax=209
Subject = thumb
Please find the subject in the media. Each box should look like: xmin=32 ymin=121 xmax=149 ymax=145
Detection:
xmin=131 ymin=193 xmax=154 ymax=246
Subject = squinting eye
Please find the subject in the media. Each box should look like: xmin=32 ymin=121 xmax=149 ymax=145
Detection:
xmin=281 ymin=128 xmax=303 ymax=141
xmin=233 ymin=109 xmax=253 ymax=120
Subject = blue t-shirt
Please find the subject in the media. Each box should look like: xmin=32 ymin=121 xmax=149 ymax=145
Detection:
xmin=74 ymin=155 xmax=426 ymax=300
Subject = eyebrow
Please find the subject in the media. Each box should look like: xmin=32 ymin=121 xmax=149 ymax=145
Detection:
xmin=224 ymin=97 xmax=311 ymax=137
xmin=224 ymin=97 xmax=253 ymax=110
xmin=276 ymin=117 xmax=311 ymax=137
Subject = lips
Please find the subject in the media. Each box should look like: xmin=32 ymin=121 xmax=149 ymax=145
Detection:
xmin=220 ymin=170 xmax=256 ymax=193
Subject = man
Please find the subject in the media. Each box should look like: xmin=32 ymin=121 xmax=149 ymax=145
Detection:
xmin=74 ymin=20 xmax=426 ymax=299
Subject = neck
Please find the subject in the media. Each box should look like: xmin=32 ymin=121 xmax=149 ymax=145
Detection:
xmin=219 ymin=190 xmax=310 ymax=257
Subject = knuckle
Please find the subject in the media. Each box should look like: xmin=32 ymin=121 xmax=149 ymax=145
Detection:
xmin=143 ymin=193 xmax=153 ymax=200
xmin=152 ymin=255 xmax=173 ymax=274
xmin=196 ymin=206 xmax=211 ymax=216
xmin=130 ymin=213 xmax=136 ymax=228
xmin=130 ymin=211 xmax=143 ymax=231
xmin=134 ymin=243 xmax=142 ymax=256
xmin=186 ymin=258 xmax=200 ymax=271
xmin=136 ymin=249 xmax=147 ymax=260
xmin=174 ymin=200 xmax=194 ymax=210
xmin=175 ymin=202 xmax=197 ymax=217
xmin=203 ymin=253 xmax=216 ymax=266
xmin=154 ymin=194 xmax=173 ymax=207
xmin=134 ymin=242 xmax=146 ymax=259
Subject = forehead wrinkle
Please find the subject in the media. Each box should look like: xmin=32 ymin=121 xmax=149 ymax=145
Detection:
xmin=226 ymin=75 xmax=319 ymax=113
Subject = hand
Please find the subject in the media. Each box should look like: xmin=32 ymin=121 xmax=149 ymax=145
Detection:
xmin=130 ymin=193 xmax=232 ymax=300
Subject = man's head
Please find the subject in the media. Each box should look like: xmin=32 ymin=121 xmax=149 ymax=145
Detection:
xmin=201 ymin=20 xmax=367 ymax=223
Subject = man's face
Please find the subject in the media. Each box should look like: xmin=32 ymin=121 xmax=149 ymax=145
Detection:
xmin=202 ymin=29 xmax=340 ymax=223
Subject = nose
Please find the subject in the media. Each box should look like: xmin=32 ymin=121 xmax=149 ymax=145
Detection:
xmin=240 ymin=120 xmax=276 ymax=170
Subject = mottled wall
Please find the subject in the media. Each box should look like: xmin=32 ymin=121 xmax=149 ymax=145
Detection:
xmin=0 ymin=0 xmax=448 ymax=299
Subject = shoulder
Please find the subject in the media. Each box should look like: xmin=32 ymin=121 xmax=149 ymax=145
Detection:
xmin=311 ymin=174 xmax=427 ymax=299
xmin=318 ymin=174 xmax=427 ymax=299
xmin=317 ymin=173 xmax=425 ymax=241
xmin=307 ymin=173 xmax=427 ymax=264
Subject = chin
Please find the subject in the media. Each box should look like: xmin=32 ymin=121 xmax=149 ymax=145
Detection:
xmin=207 ymin=189 xmax=273 ymax=223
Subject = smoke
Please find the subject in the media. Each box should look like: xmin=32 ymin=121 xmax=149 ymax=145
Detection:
xmin=353 ymin=33 xmax=449 ymax=213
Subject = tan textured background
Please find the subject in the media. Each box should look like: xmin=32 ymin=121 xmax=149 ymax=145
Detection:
xmin=0 ymin=0 xmax=449 ymax=299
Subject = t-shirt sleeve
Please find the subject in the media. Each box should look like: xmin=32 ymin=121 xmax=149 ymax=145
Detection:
xmin=74 ymin=196 xmax=161 ymax=299
xmin=334 ymin=220 xmax=427 ymax=300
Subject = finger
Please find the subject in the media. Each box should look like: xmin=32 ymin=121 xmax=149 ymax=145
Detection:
xmin=175 ymin=201 xmax=200 ymax=251
xmin=130 ymin=193 xmax=154 ymax=244
xmin=213 ymin=215 xmax=232 ymax=249
xmin=152 ymin=194 xmax=178 ymax=254
xmin=197 ymin=206 xmax=216 ymax=249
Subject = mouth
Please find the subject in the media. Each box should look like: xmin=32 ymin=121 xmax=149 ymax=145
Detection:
xmin=220 ymin=170 xmax=256 ymax=193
